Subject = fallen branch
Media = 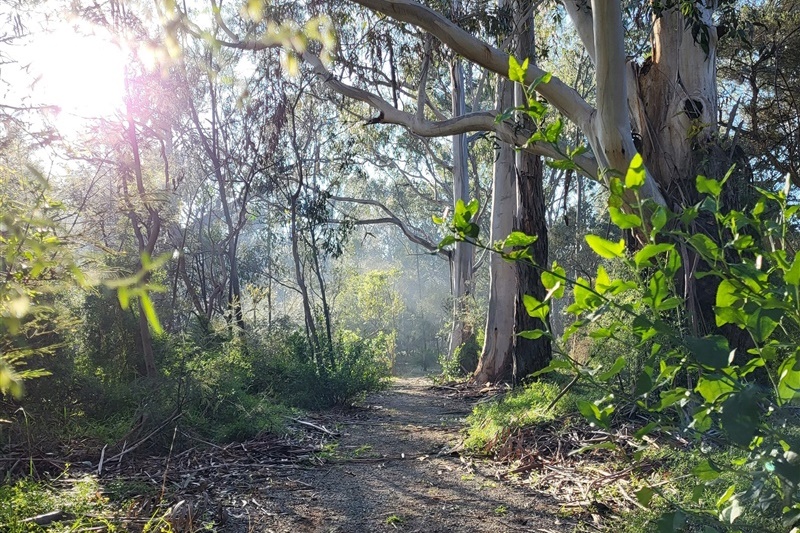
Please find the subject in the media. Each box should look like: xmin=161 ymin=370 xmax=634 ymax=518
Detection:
xmin=288 ymin=417 xmax=339 ymax=437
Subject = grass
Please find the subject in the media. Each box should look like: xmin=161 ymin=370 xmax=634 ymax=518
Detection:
xmin=463 ymin=370 xmax=793 ymax=532
xmin=0 ymin=474 xmax=115 ymax=532
xmin=386 ymin=513 xmax=404 ymax=526
xmin=464 ymin=372 xmax=597 ymax=452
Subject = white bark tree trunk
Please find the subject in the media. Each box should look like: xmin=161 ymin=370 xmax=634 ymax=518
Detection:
xmin=474 ymin=76 xmax=517 ymax=384
xmin=446 ymin=34 xmax=476 ymax=364
xmin=633 ymin=2 xmax=719 ymax=203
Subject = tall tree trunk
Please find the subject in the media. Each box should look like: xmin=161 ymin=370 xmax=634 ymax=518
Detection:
xmin=630 ymin=3 xmax=724 ymax=337
xmin=123 ymin=91 xmax=159 ymax=379
xmin=514 ymin=154 xmax=550 ymax=381
xmin=512 ymin=0 xmax=550 ymax=383
xmin=632 ymin=3 xmax=719 ymax=208
xmin=291 ymin=193 xmax=321 ymax=365
xmin=446 ymin=29 xmax=476 ymax=365
xmin=473 ymin=77 xmax=516 ymax=384
xmin=309 ymin=231 xmax=335 ymax=369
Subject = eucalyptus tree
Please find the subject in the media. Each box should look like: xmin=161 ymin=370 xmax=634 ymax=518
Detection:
xmin=178 ymin=32 xmax=288 ymax=333
xmin=718 ymin=0 xmax=800 ymax=188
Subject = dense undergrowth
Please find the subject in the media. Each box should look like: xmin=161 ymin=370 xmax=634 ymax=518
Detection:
xmin=453 ymin=153 xmax=800 ymax=531
xmin=3 ymin=322 xmax=390 ymax=450
xmin=0 ymin=323 xmax=390 ymax=530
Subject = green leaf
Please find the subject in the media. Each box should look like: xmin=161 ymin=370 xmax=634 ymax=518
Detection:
xmin=522 ymin=294 xmax=549 ymax=321
xmin=595 ymin=266 xmax=611 ymax=294
xmin=635 ymin=487 xmax=654 ymax=507
xmin=716 ymin=484 xmax=736 ymax=508
xmin=509 ymin=55 xmax=529 ymax=83
xmin=786 ymin=252 xmax=800 ymax=286
xmin=517 ymin=329 xmax=549 ymax=340
xmin=438 ymin=235 xmax=456 ymax=249
xmin=653 ymin=388 xmax=690 ymax=410
xmin=597 ymin=356 xmax=625 ymax=382
xmin=656 ymin=510 xmax=686 ymax=533
xmin=571 ymin=277 xmax=604 ymax=312
xmin=530 ymin=71 xmax=551 ymax=88
xmin=686 ymin=335 xmax=733 ymax=370
xmin=544 ymin=117 xmax=563 ymax=143
xmin=778 ymin=353 xmax=800 ymax=404
xmin=576 ymin=399 xmax=611 ymax=429
xmin=139 ymin=292 xmax=164 ymax=335
xmin=646 ymin=271 xmax=669 ymax=309
xmin=465 ymin=198 xmax=479 ymax=219
xmin=632 ymin=315 xmax=657 ymax=343
xmin=696 ymin=375 xmax=734 ymax=403
xmin=541 ymin=263 xmax=566 ymax=299
xmin=633 ymin=368 xmax=653 ymax=396
xmin=747 ymin=308 xmax=782 ymax=343
xmin=609 ymin=206 xmax=642 ymax=230
xmin=651 ymin=206 xmax=668 ymax=232
xmin=715 ymin=279 xmax=741 ymax=310
xmin=547 ymin=159 xmax=578 ymax=171
xmin=634 ymin=421 xmax=659 ymax=439
xmin=688 ymin=233 xmax=721 ymax=262
xmin=696 ymin=175 xmax=722 ymax=197
xmin=625 ymin=153 xmax=646 ymax=189
xmin=503 ymin=231 xmax=537 ymax=248
xmin=720 ymin=386 xmax=760 ymax=446
xmin=740 ymin=356 xmax=765 ymax=377
xmin=634 ymin=243 xmax=674 ymax=269
xmin=692 ymin=459 xmax=722 ymax=481
xmin=585 ymin=235 xmax=625 ymax=259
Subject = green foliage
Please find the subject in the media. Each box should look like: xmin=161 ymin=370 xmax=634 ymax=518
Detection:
xmin=259 ymin=329 xmax=391 ymax=410
xmin=0 ymin=165 xmax=76 ymax=398
xmin=442 ymin=61 xmax=800 ymax=527
xmin=459 ymin=157 xmax=800 ymax=529
xmin=0 ymin=474 xmax=115 ymax=532
xmin=465 ymin=374 xmax=594 ymax=452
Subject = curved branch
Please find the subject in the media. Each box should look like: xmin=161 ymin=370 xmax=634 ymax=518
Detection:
xmin=328 ymin=195 xmax=449 ymax=258
xmin=562 ymin=0 xmax=596 ymax=66
xmin=303 ymin=52 xmax=599 ymax=179
xmin=347 ymin=0 xmax=595 ymax=132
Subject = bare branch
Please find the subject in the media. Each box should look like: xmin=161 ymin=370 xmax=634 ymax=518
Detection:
xmin=328 ymin=195 xmax=448 ymax=258
xmin=302 ymin=52 xmax=599 ymax=179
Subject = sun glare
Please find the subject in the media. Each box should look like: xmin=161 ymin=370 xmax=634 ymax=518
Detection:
xmin=29 ymin=24 xmax=127 ymax=124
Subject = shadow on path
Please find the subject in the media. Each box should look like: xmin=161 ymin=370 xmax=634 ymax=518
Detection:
xmin=230 ymin=376 xmax=572 ymax=533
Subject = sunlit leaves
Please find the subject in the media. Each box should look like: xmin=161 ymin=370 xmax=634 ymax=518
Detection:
xmin=522 ymin=294 xmax=549 ymax=321
xmin=585 ymin=235 xmax=625 ymax=259
xmin=778 ymin=353 xmax=800 ymax=405
xmin=625 ymin=153 xmax=646 ymax=189
xmin=502 ymin=231 xmax=537 ymax=248
xmin=696 ymin=175 xmax=722 ymax=197
xmin=541 ymin=263 xmax=566 ymax=300
xmin=608 ymin=206 xmax=641 ymax=229
xmin=508 ymin=55 xmax=529 ymax=83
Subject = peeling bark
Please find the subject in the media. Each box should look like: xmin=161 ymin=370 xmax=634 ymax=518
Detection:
xmin=474 ymin=77 xmax=516 ymax=385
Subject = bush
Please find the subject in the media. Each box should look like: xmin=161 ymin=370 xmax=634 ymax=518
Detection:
xmin=444 ymin=154 xmax=800 ymax=530
xmin=251 ymin=328 xmax=391 ymax=410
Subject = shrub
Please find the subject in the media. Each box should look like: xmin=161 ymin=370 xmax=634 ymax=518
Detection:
xmin=445 ymin=157 xmax=800 ymax=530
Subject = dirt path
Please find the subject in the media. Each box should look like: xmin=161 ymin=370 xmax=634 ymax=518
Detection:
xmin=215 ymin=377 xmax=572 ymax=532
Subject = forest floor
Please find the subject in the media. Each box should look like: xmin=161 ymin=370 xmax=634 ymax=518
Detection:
xmin=76 ymin=375 xmax=583 ymax=532
xmin=9 ymin=375 xmax=620 ymax=532
xmin=214 ymin=375 xmax=575 ymax=533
